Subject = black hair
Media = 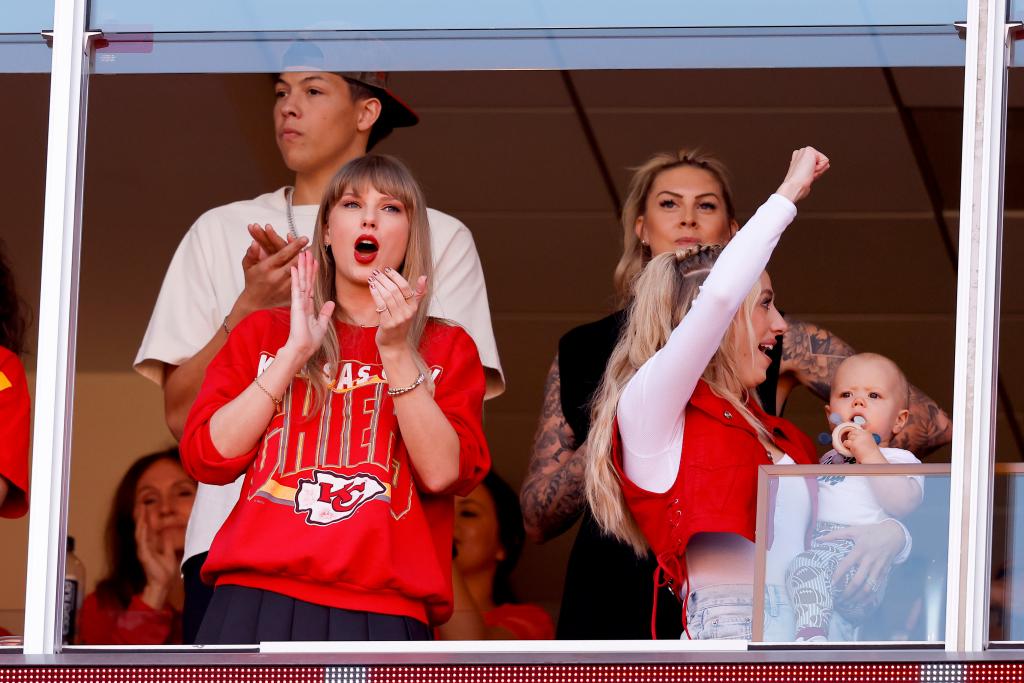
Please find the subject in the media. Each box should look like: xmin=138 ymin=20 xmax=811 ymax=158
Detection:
xmin=482 ymin=471 xmax=526 ymax=606
xmin=342 ymin=77 xmax=394 ymax=151
xmin=0 ymin=238 xmax=28 ymax=356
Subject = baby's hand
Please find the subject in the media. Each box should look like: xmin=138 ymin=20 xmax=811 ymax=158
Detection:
xmin=843 ymin=427 xmax=886 ymax=464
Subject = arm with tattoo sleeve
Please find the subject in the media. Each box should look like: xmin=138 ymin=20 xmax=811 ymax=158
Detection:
xmin=520 ymin=356 xmax=587 ymax=543
xmin=780 ymin=318 xmax=952 ymax=455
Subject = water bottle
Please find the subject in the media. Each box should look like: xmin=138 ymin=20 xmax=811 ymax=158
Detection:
xmin=63 ymin=536 xmax=85 ymax=645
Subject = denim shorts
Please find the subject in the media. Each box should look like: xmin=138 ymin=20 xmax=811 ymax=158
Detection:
xmin=684 ymin=584 xmax=759 ymax=640
xmin=685 ymin=583 xmax=859 ymax=641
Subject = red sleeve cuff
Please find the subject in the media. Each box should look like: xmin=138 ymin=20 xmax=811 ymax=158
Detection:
xmin=182 ymin=419 xmax=258 ymax=486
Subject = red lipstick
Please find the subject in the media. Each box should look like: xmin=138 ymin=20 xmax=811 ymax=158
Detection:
xmin=353 ymin=234 xmax=379 ymax=264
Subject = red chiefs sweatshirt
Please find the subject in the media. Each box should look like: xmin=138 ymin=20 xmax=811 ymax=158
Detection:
xmin=0 ymin=346 xmax=30 ymax=519
xmin=181 ymin=309 xmax=490 ymax=625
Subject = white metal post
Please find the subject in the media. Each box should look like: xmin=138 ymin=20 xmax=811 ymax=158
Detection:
xmin=945 ymin=0 xmax=1011 ymax=653
xmin=22 ymin=0 xmax=94 ymax=655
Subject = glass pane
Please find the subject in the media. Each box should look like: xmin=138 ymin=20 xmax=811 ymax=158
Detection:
xmin=992 ymin=469 xmax=1024 ymax=640
xmin=990 ymin=67 xmax=1024 ymax=643
xmin=71 ymin=63 xmax=962 ymax=648
xmin=756 ymin=467 xmax=950 ymax=643
xmin=89 ymin=0 xmax=966 ymax=33
xmin=0 ymin=0 xmax=54 ymax=74
xmin=0 ymin=0 xmax=54 ymax=34
xmin=90 ymin=28 xmax=966 ymax=74
xmin=0 ymin=72 xmax=49 ymax=647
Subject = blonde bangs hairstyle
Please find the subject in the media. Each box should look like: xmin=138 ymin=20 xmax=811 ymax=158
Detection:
xmin=613 ymin=149 xmax=736 ymax=305
xmin=586 ymin=246 xmax=773 ymax=555
xmin=304 ymin=154 xmax=434 ymax=408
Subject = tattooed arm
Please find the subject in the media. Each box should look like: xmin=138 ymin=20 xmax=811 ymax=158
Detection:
xmin=520 ymin=355 xmax=587 ymax=543
xmin=780 ymin=318 xmax=952 ymax=455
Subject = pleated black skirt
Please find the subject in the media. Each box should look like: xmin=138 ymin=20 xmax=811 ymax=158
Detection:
xmin=195 ymin=585 xmax=432 ymax=644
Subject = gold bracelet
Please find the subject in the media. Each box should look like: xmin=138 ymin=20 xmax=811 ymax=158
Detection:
xmin=387 ymin=372 xmax=425 ymax=397
xmin=252 ymin=376 xmax=282 ymax=410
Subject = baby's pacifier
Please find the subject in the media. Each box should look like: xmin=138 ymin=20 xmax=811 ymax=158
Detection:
xmin=818 ymin=413 xmax=880 ymax=457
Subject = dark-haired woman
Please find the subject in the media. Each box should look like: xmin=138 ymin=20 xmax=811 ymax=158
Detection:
xmin=0 ymin=238 xmax=30 ymax=519
xmin=439 ymin=472 xmax=554 ymax=640
xmin=79 ymin=449 xmax=197 ymax=644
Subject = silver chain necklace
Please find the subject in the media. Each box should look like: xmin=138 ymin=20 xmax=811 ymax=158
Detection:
xmin=285 ymin=186 xmax=300 ymax=241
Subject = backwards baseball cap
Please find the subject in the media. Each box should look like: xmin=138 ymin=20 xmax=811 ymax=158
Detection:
xmin=281 ymin=41 xmax=419 ymax=135
xmin=338 ymin=71 xmax=419 ymax=131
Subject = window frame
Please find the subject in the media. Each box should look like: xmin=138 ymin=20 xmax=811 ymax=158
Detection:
xmin=19 ymin=0 xmax=1014 ymax=656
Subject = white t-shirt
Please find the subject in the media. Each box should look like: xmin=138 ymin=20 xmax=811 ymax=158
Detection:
xmin=765 ymin=454 xmax=813 ymax=586
xmin=134 ymin=187 xmax=504 ymax=563
xmin=817 ymin=447 xmax=923 ymax=526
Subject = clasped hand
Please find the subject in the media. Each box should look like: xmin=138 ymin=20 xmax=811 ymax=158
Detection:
xmin=369 ymin=267 xmax=428 ymax=352
xmin=239 ymin=224 xmax=308 ymax=312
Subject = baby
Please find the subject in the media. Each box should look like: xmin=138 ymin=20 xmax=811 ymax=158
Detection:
xmin=785 ymin=353 xmax=924 ymax=642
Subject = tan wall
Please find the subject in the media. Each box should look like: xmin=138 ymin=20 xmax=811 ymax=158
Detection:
xmin=0 ymin=372 xmax=170 ymax=619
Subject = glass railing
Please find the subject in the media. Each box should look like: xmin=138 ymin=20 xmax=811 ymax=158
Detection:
xmin=754 ymin=464 xmax=950 ymax=644
xmin=88 ymin=0 xmax=968 ymax=34
xmin=87 ymin=26 xmax=967 ymax=75
xmin=990 ymin=465 xmax=1024 ymax=642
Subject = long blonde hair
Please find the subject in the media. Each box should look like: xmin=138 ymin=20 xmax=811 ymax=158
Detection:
xmin=613 ymin=150 xmax=736 ymax=304
xmin=304 ymin=154 xmax=434 ymax=408
xmin=586 ymin=246 xmax=773 ymax=555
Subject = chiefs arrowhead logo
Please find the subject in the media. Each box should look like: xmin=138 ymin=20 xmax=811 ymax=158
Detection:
xmin=294 ymin=470 xmax=387 ymax=526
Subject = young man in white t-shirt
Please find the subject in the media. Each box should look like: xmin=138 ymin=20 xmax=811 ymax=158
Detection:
xmin=135 ymin=69 xmax=504 ymax=642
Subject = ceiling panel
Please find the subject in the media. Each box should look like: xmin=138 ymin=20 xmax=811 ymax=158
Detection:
xmin=770 ymin=217 xmax=956 ymax=315
xmin=1002 ymin=217 xmax=1024 ymax=314
xmin=995 ymin=415 xmax=1024 ymax=463
xmin=390 ymin=70 xmax=570 ymax=108
xmin=486 ymin=317 xmax=587 ymax=414
xmin=469 ymin=213 xmax=620 ymax=315
xmin=906 ymin=108 xmax=964 ymax=210
xmin=890 ymin=67 xmax=966 ymax=108
xmin=1006 ymin=109 xmax=1024 ymax=210
xmin=1011 ymin=69 xmax=1024 ymax=108
xmin=381 ymin=111 xmax=608 ymax=213
xmin=572 ymin=68 xmax=894 ymax=108
xmin=589 ymin=110 xmax=934 ymax=214
xmin=998 ymin=318 xmax=1024 ymax=427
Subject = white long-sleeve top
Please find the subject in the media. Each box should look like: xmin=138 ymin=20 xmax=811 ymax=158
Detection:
xmin=618 ymin=194 xmax=798 ymax=494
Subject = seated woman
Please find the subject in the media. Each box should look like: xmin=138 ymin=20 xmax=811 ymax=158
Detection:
xmin=180 ymin=154 xmax=489 ymax=643
xmin=586 ymin=147 xmax=847 ymax=639
xmin=79 ymin=448 xmax=197 ymax=644
xmin=439 ymin=472 xmax=554 ymax=639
